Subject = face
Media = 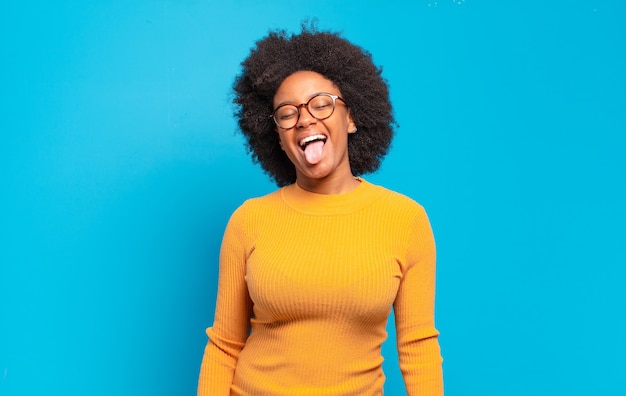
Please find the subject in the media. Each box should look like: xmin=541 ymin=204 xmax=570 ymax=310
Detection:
xmin=273 ymin=71 xmax=357 ymax=187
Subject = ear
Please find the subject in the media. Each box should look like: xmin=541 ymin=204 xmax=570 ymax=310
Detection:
xmin=347 ymin=114 xmax=357 ymax=134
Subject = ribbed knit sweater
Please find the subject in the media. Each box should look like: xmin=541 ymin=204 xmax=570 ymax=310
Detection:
xmin=198 ymin=179 xmax=443 ymax=395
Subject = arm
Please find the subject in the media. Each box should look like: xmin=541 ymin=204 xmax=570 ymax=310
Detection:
xmin=198 ymin=206 xmax=253 ymax=396
xmin=394 ymin=207 xmax=444 ymax=396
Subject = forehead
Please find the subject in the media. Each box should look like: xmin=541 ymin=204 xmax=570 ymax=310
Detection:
xmin=273 ymin=71 xmax=340 ymax=106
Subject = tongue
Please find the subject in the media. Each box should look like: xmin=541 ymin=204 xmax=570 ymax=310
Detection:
xmin=304 ymin=140 xmax=324 ymax=164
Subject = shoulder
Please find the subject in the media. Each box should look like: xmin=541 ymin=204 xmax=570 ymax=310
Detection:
xmin=227 ymin=188 xmax=283 ymax=222
xmin=240 ymin=188 xmax=282 ymax=210
xmin=365 ymin=180 xmax=428 ymax=217
xmin=222 ymin=189 xmax=283 ymax=240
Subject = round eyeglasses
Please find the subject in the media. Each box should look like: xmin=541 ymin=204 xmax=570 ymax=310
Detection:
xmin=271 ymin=93 xmax=346 ymax=129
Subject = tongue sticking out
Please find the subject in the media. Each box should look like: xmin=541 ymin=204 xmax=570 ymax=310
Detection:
xmin=303 ymin=140 xmax=325 ymax=164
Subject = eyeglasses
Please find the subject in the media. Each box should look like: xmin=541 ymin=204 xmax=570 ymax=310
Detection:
xmin=271 ymin=93 xmax=346 ymax=129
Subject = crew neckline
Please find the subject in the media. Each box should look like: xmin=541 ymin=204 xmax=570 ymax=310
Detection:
xmin=280 ymin=178 xmax=386 ymax=215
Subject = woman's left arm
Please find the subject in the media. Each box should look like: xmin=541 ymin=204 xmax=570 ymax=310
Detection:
xmin=394 ymin=206 xmax=444 ymax=396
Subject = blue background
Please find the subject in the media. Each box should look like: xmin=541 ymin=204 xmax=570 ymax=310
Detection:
xmin=2 ymin=1 xmax=625 ymax=395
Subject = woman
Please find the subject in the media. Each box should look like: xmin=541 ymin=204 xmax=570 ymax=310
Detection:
xmin=198 ymin=24 xmax=443 ymax=396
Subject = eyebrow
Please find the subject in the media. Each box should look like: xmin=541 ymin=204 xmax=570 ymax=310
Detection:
xmin=273 ymin=91 xmax=336 ymax=109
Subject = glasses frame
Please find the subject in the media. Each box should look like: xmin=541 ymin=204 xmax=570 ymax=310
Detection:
xmin=270 ymin=93 xmax=346 ymax=129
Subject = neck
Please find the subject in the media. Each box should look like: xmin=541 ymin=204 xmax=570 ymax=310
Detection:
xmin=295 ymin=174 xmax=361 ymax=195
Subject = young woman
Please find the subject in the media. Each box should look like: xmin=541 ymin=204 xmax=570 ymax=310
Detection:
xmin=198 ymin=24 xmax=443 ymax=396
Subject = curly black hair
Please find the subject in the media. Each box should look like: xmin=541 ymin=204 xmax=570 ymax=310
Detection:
xmin=233 ymin=22 xmax=395 ymax=187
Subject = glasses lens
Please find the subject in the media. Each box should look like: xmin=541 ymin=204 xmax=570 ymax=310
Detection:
xmin=308 ymin=95 xmax=335 ymax=120
xmin=274 ymin=105 xmax=299 ymax=129
xmin=272 ymin=94 xmax=338 ymax=129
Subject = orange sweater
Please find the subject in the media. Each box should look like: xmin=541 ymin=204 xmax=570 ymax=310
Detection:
xmin=198 ymin=179 xmax=443 ymax=395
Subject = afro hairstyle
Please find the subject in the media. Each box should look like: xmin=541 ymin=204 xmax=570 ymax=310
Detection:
xmin=232 ymin=22 xmax=395 ymax=187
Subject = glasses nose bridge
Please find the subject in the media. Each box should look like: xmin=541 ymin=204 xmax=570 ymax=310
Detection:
xmin=295 ymin=101 xmax=315 ymax=123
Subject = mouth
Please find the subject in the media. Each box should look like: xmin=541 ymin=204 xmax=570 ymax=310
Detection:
xmin=299 ymin=134 xmax=327 ymax=151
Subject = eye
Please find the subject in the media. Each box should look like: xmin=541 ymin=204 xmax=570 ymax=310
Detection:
xmin=276 ymin=106 xmax=297 ymax=120
xmin=279 ymin=113 xmax=296 ymax=121
xmin=310 ymin=96 xmax=333 ymax=110
xmin=312 ymin=103 xmax=330 ymax=111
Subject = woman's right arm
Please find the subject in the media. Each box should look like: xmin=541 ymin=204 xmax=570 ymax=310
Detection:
xmin=197 ymin=206 xmax=253 ymax=396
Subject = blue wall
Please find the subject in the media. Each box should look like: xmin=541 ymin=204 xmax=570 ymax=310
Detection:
xmin=1 ymin=1 xmax=625 ymax=395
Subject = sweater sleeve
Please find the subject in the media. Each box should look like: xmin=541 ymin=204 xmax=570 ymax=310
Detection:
xmin=197 ymin=205 xmax=253 ymax=396
xmin=394 ymin=206 xmax=444 ymax=396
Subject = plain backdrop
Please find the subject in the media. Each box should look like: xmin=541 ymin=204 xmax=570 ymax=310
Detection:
xmin=1 ymin=1 xmax=625 ymax=395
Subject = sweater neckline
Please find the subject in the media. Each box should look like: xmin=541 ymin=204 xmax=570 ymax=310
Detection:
xmin=280 ymin=178 xmax=385 ymax=215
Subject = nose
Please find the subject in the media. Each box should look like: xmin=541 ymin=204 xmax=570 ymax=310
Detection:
xmin=296 ymin=104 xmax=316 ymax=128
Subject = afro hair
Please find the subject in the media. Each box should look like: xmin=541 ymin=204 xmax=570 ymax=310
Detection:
xmin=232 ymin=22 xmax=395 ymax=187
